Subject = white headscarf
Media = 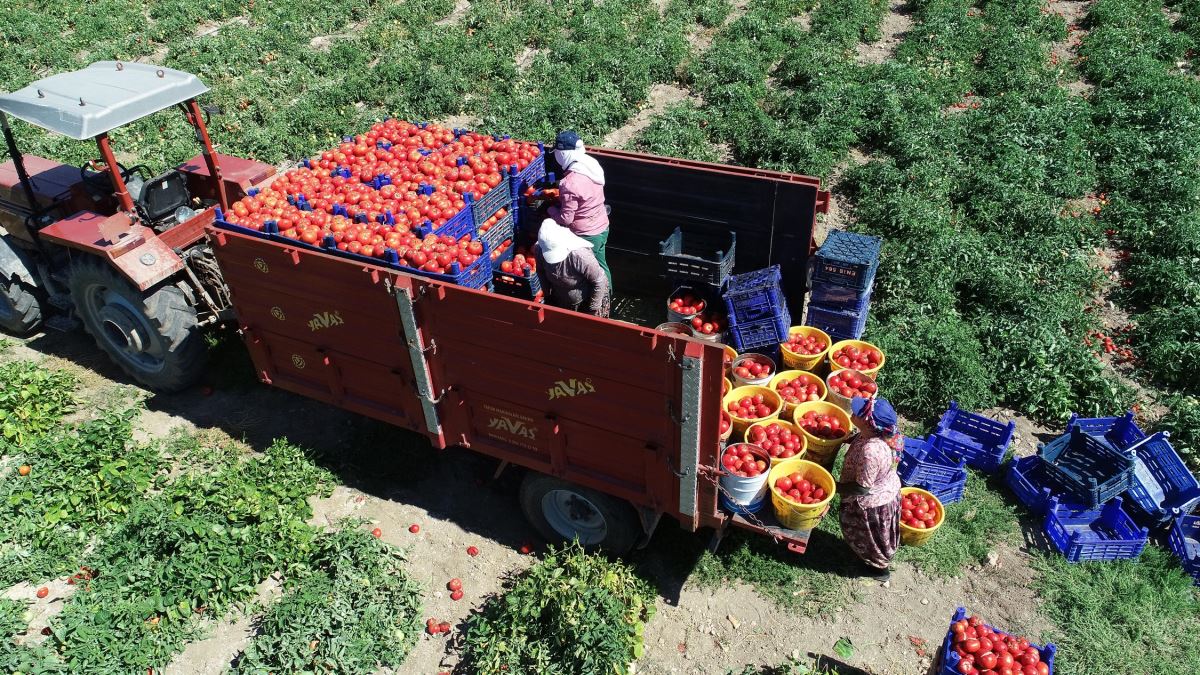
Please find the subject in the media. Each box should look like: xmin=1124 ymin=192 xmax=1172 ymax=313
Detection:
xmin=537 ymin=218 xmax=593 ymax=265
xmin=553 ymin=140 xmax=606 ymax=185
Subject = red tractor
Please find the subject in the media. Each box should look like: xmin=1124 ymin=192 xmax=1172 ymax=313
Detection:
xmin=0 ymin=62 xmax=275 ymax=390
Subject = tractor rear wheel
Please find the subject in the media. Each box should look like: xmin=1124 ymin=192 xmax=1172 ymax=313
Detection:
xmin=519 ymin=473 xmax=641 ymax=555
xmin=68 ymin=257 xmax=205 ymax=392
xmin=0 ymin=236 xmax=43 ymax=335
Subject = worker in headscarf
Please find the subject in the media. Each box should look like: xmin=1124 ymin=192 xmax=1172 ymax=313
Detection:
xmin=535 ymin=219 xmax=610 ymax=317
xmin=547 ymin=130 xmax=611 ymax=289
xmin=837 ymin=396 xmax=903 ymax=582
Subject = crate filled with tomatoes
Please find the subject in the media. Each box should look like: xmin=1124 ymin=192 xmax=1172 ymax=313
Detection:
xmin=939 ymin=608 xmax=1055 ymax=675
xmin=214 ymin=120 xmax=544 ymax=289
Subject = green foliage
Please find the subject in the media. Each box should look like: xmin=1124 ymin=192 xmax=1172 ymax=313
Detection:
xmin=0 ymin=360 xmax=75 ymax=448
xmin=1031 ymin=547 xmax=1200 ymax=675
xmin=0 ymin=407 xmax=161 ymax=587
xmin=1 ymin=597 xmax=65 ymax=674
xmin=896 ymin=471 xmax=1021 ymax=577
xmin=42 ymin=439 xmax=333 ymax=672
xmin=1159 ymin=393 xmax=1200 ymax=471
xmin=462 ymin=540 xmax=656 ymax=675
xmin=232 ymin=525 xmax=422 ymax=674
xmin=630 ymin=101 xmax=721 ymax=160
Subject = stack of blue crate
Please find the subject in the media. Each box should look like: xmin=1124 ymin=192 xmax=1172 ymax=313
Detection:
xmin=805 ymin=231 xmax=881 ymax=341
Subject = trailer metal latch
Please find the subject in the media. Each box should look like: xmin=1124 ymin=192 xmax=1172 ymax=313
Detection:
xmin=407 ymin=338 xmax=436 ymax=355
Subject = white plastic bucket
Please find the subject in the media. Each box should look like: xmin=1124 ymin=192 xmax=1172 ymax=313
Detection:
xmin=719 ymin=443 xmax=771 ymax=505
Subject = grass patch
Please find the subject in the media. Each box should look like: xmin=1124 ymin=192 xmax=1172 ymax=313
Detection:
xmin=1031 ymin=546 xmax=1200 ymax=675
xmin=896 ymin=470 xmax=1022 ymax=577
xmin=232 ymin=524 xmax=422 ymax=673
xmin=462 ymin=540 xmax=656 ymax=675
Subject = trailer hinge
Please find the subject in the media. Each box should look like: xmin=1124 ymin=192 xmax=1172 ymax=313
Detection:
xmin=408 ymin=338 xmax=437 ymax=355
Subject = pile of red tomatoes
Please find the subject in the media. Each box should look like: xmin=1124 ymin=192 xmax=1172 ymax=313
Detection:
xmin=948 ymin=614 xmax=1050 ymax=675
xmin=221 ymin=120 xmax=541 ymax=273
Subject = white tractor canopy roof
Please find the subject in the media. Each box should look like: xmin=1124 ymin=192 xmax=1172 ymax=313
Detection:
xmin=0 ymin=62 xmax=208 ymax=140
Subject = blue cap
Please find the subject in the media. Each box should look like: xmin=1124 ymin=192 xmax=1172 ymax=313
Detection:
xmin=851 ymin=396 xmax=897 ymax=428
xmin=553 ymin=129 xmax=581 ymax=150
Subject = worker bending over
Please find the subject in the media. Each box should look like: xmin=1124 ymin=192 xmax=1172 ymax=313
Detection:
xmin=535 ymin=219 xmax=610 ymax=318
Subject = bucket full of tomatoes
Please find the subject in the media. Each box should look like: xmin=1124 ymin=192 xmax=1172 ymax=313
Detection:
xmin=825 ymin=369 xmax=878 ymax=412
xmin=731 ymin=353 xmax=776 ymax=387
xmin=719 ymin=443 xmax=772 ymax=507
xmin=899 ymin=486 xmax=945 ymax=546
xmin=792 ymin=401 xmax=853 ymax=467
xmin=781 ymin=326 xmax=831 ymax=372
xmin=828 ymin=339 xmax=885 ymax=377
xmin=767 ymin=459 xmax=836 ymax=531
xmin=719 ymin=410 xmax=734 ymax=443
xmin=723 ymin=386 xmax=784 ymax=436
xmin=722 ymin=345 xmax=738 ymax=372
xmin=746 ymin=419 xmax=807 ymax=464
xmin=770 ymin=370 xmax=826 ymax=418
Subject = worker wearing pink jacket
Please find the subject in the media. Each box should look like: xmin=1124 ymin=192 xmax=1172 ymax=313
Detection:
xmin=547 ymin=130 xmax=611 ymax=288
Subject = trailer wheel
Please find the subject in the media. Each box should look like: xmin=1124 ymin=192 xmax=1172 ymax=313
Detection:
xmin=0 ymin=236 xmax=43 ymax=335
xmin=68 ymin=257 xmax=206 ymax=392
xmin=519 ymin=473 xmax=641 ymax=555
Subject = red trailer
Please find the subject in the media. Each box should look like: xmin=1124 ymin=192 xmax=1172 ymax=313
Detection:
xmin=206 ymin=148 xmax=830 ymax=555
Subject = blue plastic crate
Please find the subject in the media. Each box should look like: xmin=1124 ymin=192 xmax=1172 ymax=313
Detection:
xmin=804 ymin=303 xmax=868 ymax=342
xmin=1124 ymin=432 xmax=1200 ymax=526
xmin=934 ymin=402 xmax=1015 ymax=473
xmin=659 ymin=226 xmax=736 ymax=288
xmin=899 ymin=436 xmax=968 ymax=487
xmin=812 ymin=230 xmax=881 ymax=291
xmin=471 ymin=171 xmax=513 ymax=224
xmin=1168 ymin=516 xmax=1200 ymax=586
xmin=509 ymin=149 xmax=546 ymax=198
xmin=212 ymin=212 xmax=494 ymax=289
xmin=938 ymin=607 xmax=1056 ymax=675
xmin=723 ymin=266 xmax=785 ymax=326
xmin=1066 ymin=410 xmax=1147 ymax=451
xmin=729 ymin=308 xmax=791 ymax=353
xmin=808 ymin=281 xmax=873 ymax=313
xmin=414 ymin=193 xmax=479 ymax=242
xmin=479 ymin=210 xmax=515 ymax=262
xmin=915 ymin=473 xmax=967 ymax=505
xmin=1040 ymin=425 xmax=1134 ymax=509
xmin=1005 ymin=455 xmax=1073 ymax=514
xmin=1043 ymin=496 xmax=1149 ymax=562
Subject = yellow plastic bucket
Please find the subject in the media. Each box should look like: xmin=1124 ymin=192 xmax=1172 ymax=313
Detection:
xmin=722 ymin=345 xmax=738 ymax=372
xmin=899 ymin=487 xmax=946 ymax=546
xmin=792 ymin=401 xmax=853 ymax=468
xmin=769 ymin=370 xmax=827 ymax=418
xmin=827 ymin=339 xmax=886 ymax=377
xmin=746 ymin=419 xmax=807 ymax=464
xmin=780 ymin=326 xmax=832 ymax=372
xmin=723 ymin=386 xmax=783 ymax=436
xmin=719 ymin=410 xmax=733 ymax=444
xmin=768 ymin=458 xmax=836 ymax=531
xmin=722 ymin=376 xmax=733 ymax=398
xmin=824 ymin=368 xmax=876 ymax=413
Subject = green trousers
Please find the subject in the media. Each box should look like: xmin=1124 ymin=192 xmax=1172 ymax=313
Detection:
xmin=579 ymin=229 xmax=612 ymax=289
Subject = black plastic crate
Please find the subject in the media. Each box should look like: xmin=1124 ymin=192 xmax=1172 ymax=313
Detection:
xmin=1039 ymin=425 xmax=1135 ymax=509
xmin=493 ymin=264 xmax=542 ymax=301
xmin=812 ymin=230 xmax=881 ymax=290
xmin=659 ymin=226 xmax=736 ymax=288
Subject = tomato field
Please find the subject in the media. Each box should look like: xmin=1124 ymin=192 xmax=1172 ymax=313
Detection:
xmin=2 ymin=0 xmax=1200 ymax=673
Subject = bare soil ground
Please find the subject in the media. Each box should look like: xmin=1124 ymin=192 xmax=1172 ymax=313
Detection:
xmin=856 ymin=1 xmax=913 ymax=66
xmin=3 ymin=328 xmax=1061 ymax=674
xmin=603 ymin=84 xmax=697 ymax=150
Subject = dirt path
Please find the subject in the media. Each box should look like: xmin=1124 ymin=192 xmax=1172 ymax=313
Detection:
xmin=856 ymin=0 xmax=913 ymax=65
xmin=602 ymin=84 xmax=696 ymax=149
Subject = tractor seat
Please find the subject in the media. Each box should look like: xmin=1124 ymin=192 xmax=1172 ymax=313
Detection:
xmin=136 ymin=169 xmax=191 ymax=225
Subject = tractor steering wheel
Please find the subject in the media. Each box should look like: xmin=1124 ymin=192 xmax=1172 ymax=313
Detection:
xmin=80 ymin=158 xmax=137 ymax=190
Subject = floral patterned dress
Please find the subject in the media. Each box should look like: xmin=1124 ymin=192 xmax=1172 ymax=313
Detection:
xmin=839 ymin=435 xmax=902 ymax=569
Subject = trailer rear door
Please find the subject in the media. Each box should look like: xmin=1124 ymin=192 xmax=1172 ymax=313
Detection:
xmin=411 ymin=281 xmax=725 ymax=527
